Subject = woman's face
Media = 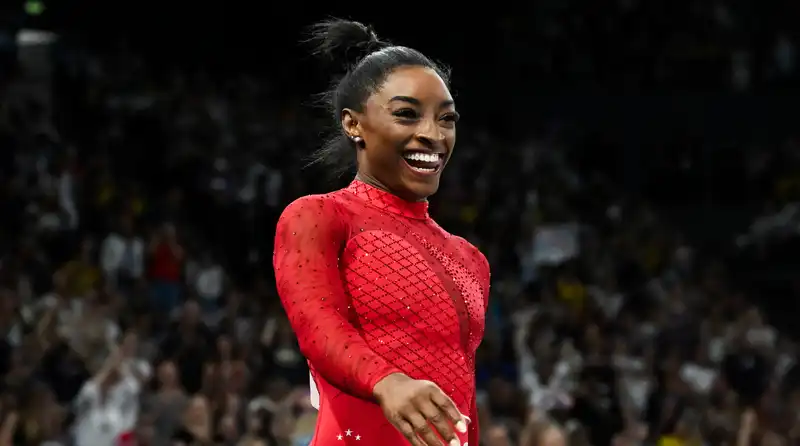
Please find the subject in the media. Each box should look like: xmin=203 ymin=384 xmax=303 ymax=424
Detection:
xmin=218 ymin=415 xmax=237 ymax=439
xmin=186 ymin=396 xmax=209 ymax=425
xmin=217 ymin=336 xmax=232 ymax=358
xmin=158 ymin=361 xmax=178 ymax=386
xmin=344 ymin=65 xmax=457 ymax=201
xmin=247 ymin=413 xmax=262 ymax=433
xmin=539 ymin=427 xmax=566 ymax=446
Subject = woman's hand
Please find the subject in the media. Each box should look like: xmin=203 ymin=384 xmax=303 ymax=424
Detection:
xmin=374 ymin=373 xmax=467 ymax=446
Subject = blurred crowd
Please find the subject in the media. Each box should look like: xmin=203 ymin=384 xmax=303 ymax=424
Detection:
xmin=0 ymin=5 xmax=799 ymax=445
xmin=481 ymin=0 xmax=799 ymax=92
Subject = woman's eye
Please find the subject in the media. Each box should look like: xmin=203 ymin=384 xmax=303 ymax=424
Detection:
xmin=442 ymin=113 xmax=459 ymax=123
xmin=392 ymin=109 xmax=418 ymax=119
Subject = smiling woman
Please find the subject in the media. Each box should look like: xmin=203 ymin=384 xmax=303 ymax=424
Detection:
xmin=274 ymin=19 xmax=490 ymax=446
xmin=345 ymin=64 xmax=458 ymax=200
xmin=309 ymin=20 xmax=456 ymax=202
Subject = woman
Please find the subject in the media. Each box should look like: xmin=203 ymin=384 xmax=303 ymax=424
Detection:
xmin=237 ymin=408 xmax=275 ymax=446
xmin=171 ymin=395 xmax=221 ymax=446
xmin=148 ymin=361 xmax=188 ymax=446
xmin=274 ymin=19 xmax=490 ymax=446
xmin=518 ymin=417 xmax=567 ymax=446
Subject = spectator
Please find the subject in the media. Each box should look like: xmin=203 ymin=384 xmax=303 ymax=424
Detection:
xmin=73 ymin=346 xmax=142 ymax=446
xmin=171 ymin=395 xmax=219 ymax=445
xmin=148 ymin=223 xmax=184 ymax=317
xmin=160 ymin=301 xmax=213 ymax=395
xmin=59 ymin=238 xmax=100 ymax=302
xmin=100 ymin=215 xmax=145 ymax=291
xmin=12 ymin=383 xmax=65 ymax=445
xmin=519 ymin=417 xmax=567 ymax=446
xmin=238 ymin=408 xmax=275 ymax=446
xmin=187 ymin=251 xmax=226 ymax=315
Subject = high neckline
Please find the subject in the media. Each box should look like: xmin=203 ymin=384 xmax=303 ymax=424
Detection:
xmin=345 ymin=180 xmax=429 ymax=220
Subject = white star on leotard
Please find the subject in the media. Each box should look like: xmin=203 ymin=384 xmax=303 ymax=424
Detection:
xmin=345 ymin=429 xmax=352 ymax=436
xmin=355 ymin=435 xmax=361 ymax=440
xmin=337 ymin=434 xmax=343 ymax=440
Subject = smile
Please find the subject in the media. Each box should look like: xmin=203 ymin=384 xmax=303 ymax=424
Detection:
xmin=402 ymin=151 xmax=444 ymax=175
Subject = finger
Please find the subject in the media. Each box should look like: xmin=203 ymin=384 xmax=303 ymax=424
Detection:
xmin=395 ymin=418 xmax=426 ymax=446
xmin=418 ymin=399 xmax=456 ymax=444
xmin=430 ymin=390 xmax=467 ymax=434
xmin=407 ymin=411 xmax=445 ymax=446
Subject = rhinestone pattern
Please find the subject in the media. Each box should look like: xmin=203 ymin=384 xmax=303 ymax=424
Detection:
xmin=414 ymin=234 xmax=487 ymax=356
xmin=274 ymin=180 xmax=490 ymax=446
xmin=343 ymin=231 xmax=468 ymax=407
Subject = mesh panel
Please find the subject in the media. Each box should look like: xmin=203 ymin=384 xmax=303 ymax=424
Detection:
xmin=344 ymin=230 xmax=472 ymax=410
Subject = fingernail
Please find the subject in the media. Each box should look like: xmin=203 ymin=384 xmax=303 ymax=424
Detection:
xmin=449 ymin=439 xmax=460 ymax=446
xmin=456 ymin=420 xmax=467 ymax=433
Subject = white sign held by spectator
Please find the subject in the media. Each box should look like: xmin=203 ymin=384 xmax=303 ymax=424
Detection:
xmin=531 ymin=223 xmax=580 ymax=266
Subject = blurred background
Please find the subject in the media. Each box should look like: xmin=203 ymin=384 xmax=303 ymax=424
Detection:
xmin=1 ymin=1 xmax=800 ymax=445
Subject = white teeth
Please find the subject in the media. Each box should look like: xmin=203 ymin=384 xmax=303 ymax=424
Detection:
xmin=404 ymin=152 xmax=440 ymax=163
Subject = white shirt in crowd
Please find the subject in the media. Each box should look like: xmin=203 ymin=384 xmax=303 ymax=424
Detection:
xmin=194 ymin=264 xmax=224 ymax=303
xmin=680 ymin=362 xmax=718 ymax=395
xmin=73 ymin=371 xmax=142 ymax=446
xmin=521 ymin=359 xmax=576 ymax=412
xmin=614 ymin=355 xmax=652 ymax=417
xmin=100 ymin=232 xmax=144 ymax=282
xmin=512 ymin=308 xmax=578 ymax=413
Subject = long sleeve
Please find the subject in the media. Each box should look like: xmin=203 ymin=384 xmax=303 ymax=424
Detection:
xmin=469 ymin=391 xmax=480 ymax=446
xmin=273 ymin=195 xmax=402 ymax=400
xmin=469 ymin=250 xmax=490 ymax=446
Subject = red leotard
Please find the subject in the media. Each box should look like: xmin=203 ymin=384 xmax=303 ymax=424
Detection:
xmin=274 ymin=180 xmax=490 ymax=446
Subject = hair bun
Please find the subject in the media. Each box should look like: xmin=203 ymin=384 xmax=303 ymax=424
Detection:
xmin=308 ymin=19 xmax=387 ymax=68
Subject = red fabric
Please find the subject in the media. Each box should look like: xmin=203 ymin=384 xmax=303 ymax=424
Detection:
xmin=117 ymin=430 xmax=135 ymax=446
xmin=150 ymin=242 xmax=180 ymax=281
xmin=274 ymin=180 xmax=490 ymax=445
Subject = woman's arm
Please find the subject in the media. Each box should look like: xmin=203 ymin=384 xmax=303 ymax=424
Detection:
xmin=273 ymin=195 xmax=402 ymax=400
xmin=469 ymin=250 xmax=491 ymax=446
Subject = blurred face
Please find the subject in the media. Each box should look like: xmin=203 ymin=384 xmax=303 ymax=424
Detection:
xmin=162 ymin=223 xmax=176 ymax=240
xmin=539 ymin=427 xmax=566 ymax=446
xmin=247 ymin=413 xmax=262 ymax=433
xmin=344 ymin=66 xmax=457 ymax=201
xmin=218 ymin=415 xmax=237 ymax=439
xmin=158 ymin=361 xmax=178 ymax=387
xmin=486 ymin=425 xmax=511 ymax=446
xmin=182 ymin=301 xmax=200 ymax=323
xmin=217 ymin=336 xmax=232 ymax=359
xmin=186 ymin=396 xmax=209 ymax=425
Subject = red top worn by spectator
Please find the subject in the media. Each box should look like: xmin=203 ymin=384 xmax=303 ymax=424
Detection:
xmin=274 ymin=180 xmax=490 ymax=446
xmin=150 ymin=228 xmax=182 ymax=282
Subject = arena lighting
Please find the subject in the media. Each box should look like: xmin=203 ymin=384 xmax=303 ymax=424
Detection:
xmin=16 ymin=28 xmax=57 ymax=45
xmin=16 ymin=28 xmax=58 ymax=80
xmin=24 ymin=0 xmax=45 ymax=16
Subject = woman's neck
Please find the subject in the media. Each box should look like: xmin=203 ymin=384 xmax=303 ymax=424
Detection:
xmin=354 ymin=172 xmax=390 ymax=194
xmin=354 ymin=172 xmax=426 ymax=203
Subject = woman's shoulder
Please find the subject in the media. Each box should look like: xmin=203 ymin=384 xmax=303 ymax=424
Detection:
xmin=277 ymin=189 xmax=357 ymax=227
xmin=428 ymin=224 xmax=491 ymax=284
xmin=458 ymin=237 xmax=490 ymax=282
